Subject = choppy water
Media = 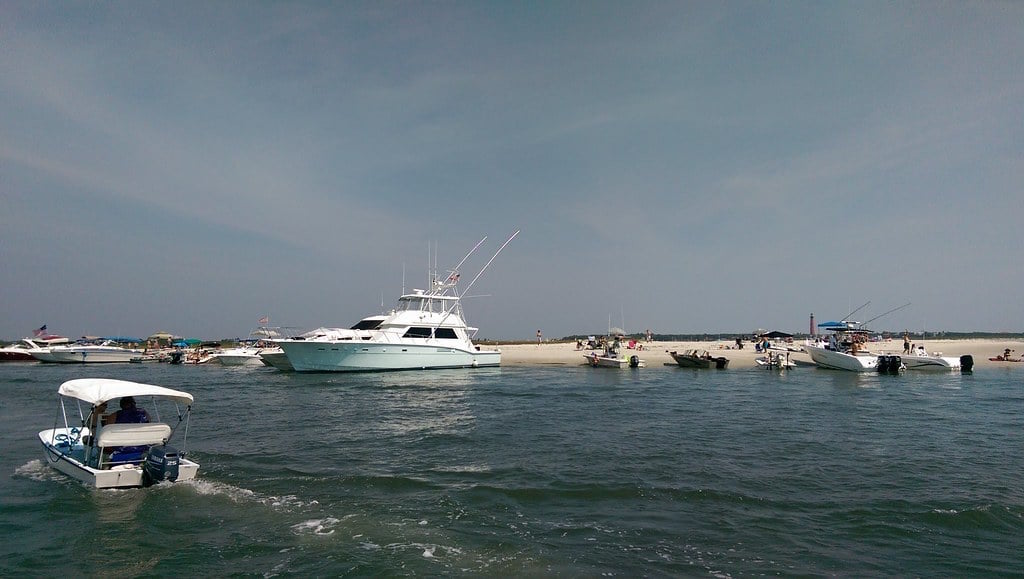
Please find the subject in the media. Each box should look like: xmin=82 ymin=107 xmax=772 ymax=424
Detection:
xmin=2 ymin=361 xmax=1022 ymax=576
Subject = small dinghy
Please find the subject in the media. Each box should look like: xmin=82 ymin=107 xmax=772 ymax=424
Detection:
xmin=38 ymin=378 xmax=199 ymax=489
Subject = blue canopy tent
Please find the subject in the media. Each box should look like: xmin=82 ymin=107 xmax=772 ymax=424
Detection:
xmin=103 ymin=336 xmax=143 ymax=343
xmin=172 ymin=338 xmax=202 ymax=347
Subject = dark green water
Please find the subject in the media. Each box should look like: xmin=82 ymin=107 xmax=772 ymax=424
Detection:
xmin=2 ymin=362 xmax=1022 ymax=576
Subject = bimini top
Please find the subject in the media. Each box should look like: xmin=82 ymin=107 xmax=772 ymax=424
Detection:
xmin=58 ymin=378 xmax=194 ymax=406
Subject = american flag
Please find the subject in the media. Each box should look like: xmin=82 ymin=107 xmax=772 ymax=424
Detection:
xmin=258 ymin=316 xmax=269 ymax=325
xmin=33 ymin=324 xmax=47 ymax=337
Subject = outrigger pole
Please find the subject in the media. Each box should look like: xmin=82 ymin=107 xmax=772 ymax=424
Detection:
xmin=863 ymin=302 xmax=912 ymax=326
xmin=842 ymin=301 xmax=872 ymax=324
xmin=435 ymin=229 xmax=520 ymax=327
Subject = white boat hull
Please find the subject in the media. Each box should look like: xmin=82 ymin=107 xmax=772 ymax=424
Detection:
xmin=584 ymin=353 xmax=645 ymax=368
xmin=802 ymin=344 xmax=878 ymax=372
xmin=259 ymin=349 xmax=294 ymax=371
xmin=39 ymin=427 xmax=198 ymax=489
xmin=214 ymin=354 xmax=263 ymax=366
xmin=279 ymin=341 xmax=500 ymax=372
xmin=902 ymin=354 xmax=961 ymax=370
xmin=47 ymin=349 xmax=143 ymax=363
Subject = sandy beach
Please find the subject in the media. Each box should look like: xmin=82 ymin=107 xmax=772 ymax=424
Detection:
xmin=499 ymin=338 xmax=1024 ymax=369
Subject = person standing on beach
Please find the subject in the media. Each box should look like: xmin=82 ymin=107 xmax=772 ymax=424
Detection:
xmin=536 ymin=329 xmax=542 ymax=344
xmin=903 ymin=333 xmax=911 ymax=354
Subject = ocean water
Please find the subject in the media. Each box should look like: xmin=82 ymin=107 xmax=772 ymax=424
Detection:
xmin=1 ymin=361 xmax=1021 ymax=576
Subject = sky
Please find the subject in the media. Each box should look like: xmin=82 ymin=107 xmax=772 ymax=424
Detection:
xmin=2 ymin=2 xmax=1022 ymax=341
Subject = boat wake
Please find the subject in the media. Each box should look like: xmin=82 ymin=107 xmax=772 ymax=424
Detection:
xmin=14 ymin=459 xmax=65 ymax=482
xmin=180 ymin=478 xmax=321 ymax=512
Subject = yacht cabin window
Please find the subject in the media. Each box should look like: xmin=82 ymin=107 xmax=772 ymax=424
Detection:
xmin=350 ymin=318 xmax=384 ymax=330
xmin=434 ymin=328 xmax=458 ymax=339
xmin=403 ymin=327 xmax=432 ymax=338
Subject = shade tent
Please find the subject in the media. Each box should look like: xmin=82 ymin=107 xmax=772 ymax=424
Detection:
xmin=102 ymin=336 xmax=143 ymax=343
xmin=172 ymin=339 xmax=202 ymax=347
xmin=761 ymin=331 xmax=793 ymax=339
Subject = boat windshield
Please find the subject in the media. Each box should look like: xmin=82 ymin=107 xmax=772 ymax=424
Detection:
xmin=350 ymin=318 xmax=384 ymax=330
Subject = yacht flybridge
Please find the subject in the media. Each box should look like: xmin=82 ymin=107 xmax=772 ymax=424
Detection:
xmin=278 ymin=232 xmax=518 ymax=373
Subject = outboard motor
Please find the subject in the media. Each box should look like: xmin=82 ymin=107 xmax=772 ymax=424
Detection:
xmin=168 ymin=351 xmax=184 ymax=364
xmin=715 ymin=357 xmax=728 ymax=369
xmin=877 ymin=355 xmax=901 ymax=374
xmin=629 ymin=355 xmax=640 ymax=368
xmin=143 ymin=445 xmax=180 ymax=486
xmin=960 ymin=354 xmax=974 ymax=373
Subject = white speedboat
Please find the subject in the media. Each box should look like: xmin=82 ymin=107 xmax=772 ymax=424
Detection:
xmin=802 ymin=321 xmax=878 ymax=372
xmin=38 ymin=378 xmax=198 ymax=489
xmin=1 ymin=337 xmax=69 ymax=362
xmin=212 ymin=345 xmax=264 ymax=366
xmin=258 ymin=346 xmax=293 ymax=371
xmin=901 ymin=346 xmax=969 ymax=371
xmin=7 ymin=335 xmax=72 ymax=363
xmin=44 ymin=341 xmax=144 ymax=364
xmin=278 ymin=232 xmax=517 ymax=373
xmin=584 ymin=349 xmax=645 ymax=368
xmin=802 ymin=341 xmax=878 ymax=372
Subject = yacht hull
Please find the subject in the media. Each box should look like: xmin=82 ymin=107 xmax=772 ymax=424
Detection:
xmin=47 ymin=349 xmax=142 ymax=363
xmin=280 ymin=341 xmax=500 ymax=372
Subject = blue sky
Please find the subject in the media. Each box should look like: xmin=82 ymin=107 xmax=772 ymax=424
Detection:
xmin=2 ymin=2 xmax=1022 ymax=341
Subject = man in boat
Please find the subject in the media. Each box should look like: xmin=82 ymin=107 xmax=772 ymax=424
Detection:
xmin=103 ymin=396 xmax=150 ymax=425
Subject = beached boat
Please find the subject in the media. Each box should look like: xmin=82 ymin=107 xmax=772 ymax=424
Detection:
xmin=669 ymin=349 xmax=729 ymax=369
xmin=277 ymin=233 xmax=516 ymax=373
xmin=584 ymin=348 xmax=645 ymax=368
xmin=901 ymin=345 xmax=972 ymax=371
xmin=38 ymin=378 xmax=198 ymax=489
xmin=43 ymin=341 xmax=145 ymax=364
xmin=802 ymin=322 xmax=878 ymax=372
xmin=755 ymin=350 xmax=796 ymax=369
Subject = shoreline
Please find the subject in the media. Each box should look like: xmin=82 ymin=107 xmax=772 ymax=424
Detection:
xmin=497 ymin=338 xmax=1024 ymax=369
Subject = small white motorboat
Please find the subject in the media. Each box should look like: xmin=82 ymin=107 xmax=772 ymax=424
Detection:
xmin=755 ymin=350 xmax=796 ymax=369
xmin=901 ymin=345 xmax=972 ymax=371
xmin=584 ymin=348 xmax=645 ymax=368
xmin=38 ymin=378 xmax=199 ymax=489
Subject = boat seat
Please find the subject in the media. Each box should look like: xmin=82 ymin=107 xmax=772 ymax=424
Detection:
xmin=97 ymin=423 xmax=172 ymax=448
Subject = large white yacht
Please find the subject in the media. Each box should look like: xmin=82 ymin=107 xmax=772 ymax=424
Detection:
xmin=278 ymin=233 xmax=516 ymax=373
xmin=44 ymin=341 xmax=145 ymax=364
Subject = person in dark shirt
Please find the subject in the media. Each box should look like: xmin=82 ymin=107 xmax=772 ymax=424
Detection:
xmin=103 ymin=396 xmax=150 ymax=425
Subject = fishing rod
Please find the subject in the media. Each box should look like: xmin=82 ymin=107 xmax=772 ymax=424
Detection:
xmin=863 ymin=302 xmax=912 ymax=326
